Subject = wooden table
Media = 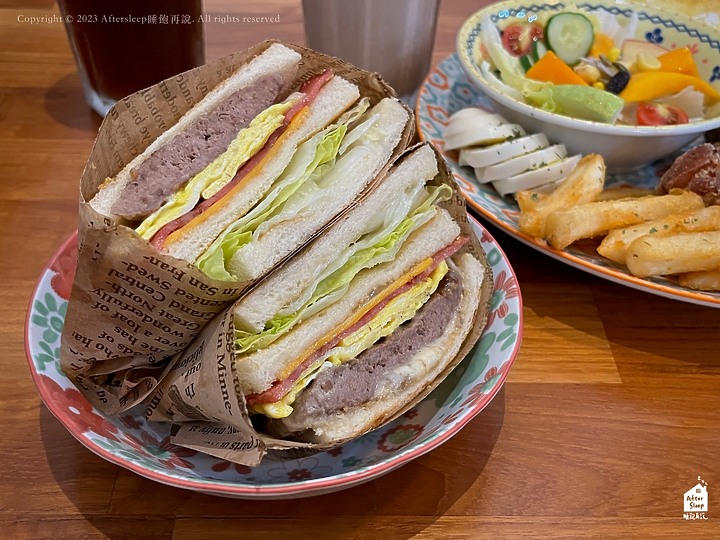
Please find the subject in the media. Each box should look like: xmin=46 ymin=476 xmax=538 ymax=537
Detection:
xmin=2 ymin=0 xmax=719 ymax=538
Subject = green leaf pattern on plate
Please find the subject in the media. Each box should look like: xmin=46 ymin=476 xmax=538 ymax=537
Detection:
xmin=31 ymin=292 xmax=67 ymax=372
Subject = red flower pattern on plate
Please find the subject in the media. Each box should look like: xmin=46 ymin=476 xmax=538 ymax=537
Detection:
xmin=287 ymin=468 xmax=312 ymax=481
xmin=461 ymin=381 xmax=487 ymax=408
xmin=441 ymin=409 xmax=465 ymax=426
xmin=485 ymin=270 xmax=519 ymax=328
xmin=49 ymin=244 xmax=78 ymax=300
xmin=484 ymin=366 xmax=499 ymax=382
xmin=211 ymin=460 xmax=252 ymax=474
xmin=38 ymin=375 xmax=119 ymax=441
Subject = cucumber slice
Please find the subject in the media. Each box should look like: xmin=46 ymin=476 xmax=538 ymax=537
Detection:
xmin=532 ymin=40 xmax=548 ymax=62
xmin=544 ymin=12 xmax=594 ymax=66
xmin=519 ymin=55 xmax=534 ymax=72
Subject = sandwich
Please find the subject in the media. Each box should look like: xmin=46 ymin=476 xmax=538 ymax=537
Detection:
xmin=89 ymin=42 xmax=410 ymax=281
xmin=230 ymin=144 xmax=490 ymax=443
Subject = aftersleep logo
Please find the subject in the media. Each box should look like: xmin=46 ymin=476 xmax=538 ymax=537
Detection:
xmin=683 ymin=476 xmax=709 ymax=520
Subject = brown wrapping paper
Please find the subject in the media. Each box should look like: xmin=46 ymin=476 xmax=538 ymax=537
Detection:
xmin=147 ymin=142 xmax=494 ymax=466
xmin=60 ymin=40 xmax=413 ymax=416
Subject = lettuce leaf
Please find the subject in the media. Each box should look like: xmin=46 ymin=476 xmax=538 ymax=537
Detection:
xmin=234 ymin=184 xmax=452 ymax=354
xmin=196 ymin=99 xmax=371 ymax=280
xmin=196 ymin=122 xmax=348 ymax=280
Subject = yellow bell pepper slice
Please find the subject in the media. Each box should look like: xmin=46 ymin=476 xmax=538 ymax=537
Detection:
xmin=657 ymin=47 xmax=700 ymax=77
xmin=589 ymin=33 xmax=615 ymax=59
xmin=620 ymin=72 xmax=720 ymax=102
xmin=527 ymin=51 xmax=589 ymax=86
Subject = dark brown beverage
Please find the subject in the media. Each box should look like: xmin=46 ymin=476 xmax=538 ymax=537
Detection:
xmin=58 ymin=0 xmax=204 ymax=115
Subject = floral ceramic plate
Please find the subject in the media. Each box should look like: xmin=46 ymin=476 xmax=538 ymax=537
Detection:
xmin=25 ymin=217 xmax=522 ymax=499
xmin=417 ymin=54 xmax=720 ymax=309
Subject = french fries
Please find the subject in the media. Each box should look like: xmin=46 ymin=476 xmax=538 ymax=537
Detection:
xmin=678 ymin=270 xmax=720 ymax=291
xmin=545 ymin=191 xmax=705 ymax=249
xmin=626 ymin=231 xmax=720 ymax=277
xmin=515 ymin=154 xmax=720 ymax=292
xmin=597 ymin=206 xmax=720 ymax=264
xmin=516 ymin=190 xmax=545 ymax=213
xmin=518 ymin=154 xmax=605 ymax=238
xmin=594 ymin=187 xmax=654 ymax=201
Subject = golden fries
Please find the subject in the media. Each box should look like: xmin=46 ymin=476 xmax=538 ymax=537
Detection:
xmin=597 ymin=206 xmax=720 ymax=264
xmin=545 ymin=191 xmax=705 ymax=249
xmin=594 ymin=187 xmax=654 ymax=201
xmin=516 ymin=190 xmax=546 ymax=213
xmin=626 ymin=231 xmax=720 ymax=277
xmin=518 ymin=154 xmax=605 ymax=238
xmin=678 ymin=270 xmax=720 ymax=291
xmin=514 ymin=152 xmax=720 ymax=291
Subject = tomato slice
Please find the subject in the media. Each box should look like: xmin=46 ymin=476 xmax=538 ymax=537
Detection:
xmin=636 ymin=103 xmax=689 ymax=126
xmin=501 ymin=22 xmax=544 ymax=57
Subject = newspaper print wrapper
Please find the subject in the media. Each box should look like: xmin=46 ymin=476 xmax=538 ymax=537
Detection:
xmin=59 ymin=40 xmax=412 ymax=416
xmin=147 ymin=143 xmax=494 ymax=466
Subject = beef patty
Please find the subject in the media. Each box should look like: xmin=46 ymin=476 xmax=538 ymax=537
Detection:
xmin=112 ymin=72 xmax=286 ymax=220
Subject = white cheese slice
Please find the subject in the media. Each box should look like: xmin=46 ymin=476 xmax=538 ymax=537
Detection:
xmin=478 ymin=144 xmax=568 ymax=182
xmin=445 ymin=111 xmax=506 ymax=139
xmin=459 ymin=133 xmax=549 ymax=168
xmin=492 ymin=155 xmax=582 ymax=196
xmin=444 ymin=123 xmax=525 ymax=151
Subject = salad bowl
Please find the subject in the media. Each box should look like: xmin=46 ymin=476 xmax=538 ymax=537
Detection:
xmin=457 ymin=0 xmax=720 ymax=172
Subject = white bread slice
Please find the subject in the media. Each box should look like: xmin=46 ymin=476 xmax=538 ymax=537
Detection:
xmin=90 ymin=43 xmax=301 ymax=216
xmin=225 ymin=98 xmax=409 ymax=282
xmin=277 ymin=253 xmax=486 ymax=443
xmin=234 ymin=208 xmax=461 ymax=395
xmin=233 ymin=144 xmax=439 ymax=334
xmin=163 ymin=75 xmax=361 ymax=263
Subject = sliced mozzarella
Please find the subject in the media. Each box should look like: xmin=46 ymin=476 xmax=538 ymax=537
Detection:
xmin=479 ymin=144 xmax=567 ymax=182
xmin=459 ymin=133 xmax=549 ymax=168
xmin=448 ymin=107 xmax=497 ymax=123
xmin=444 ymin=123 xmax=525 ymax=151
xmin=492 ymin=155 xmax=582 ymax=196
xmin=445 ymin=112 xmax=506 ymax=139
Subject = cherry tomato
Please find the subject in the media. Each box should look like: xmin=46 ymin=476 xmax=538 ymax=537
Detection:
xmin=636 ymin=103 xmax=689 ymax=126
xmin=501 ymin=22 xmax=544 ymax=57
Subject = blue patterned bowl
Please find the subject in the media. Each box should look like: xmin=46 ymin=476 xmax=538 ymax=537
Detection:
xmin=457 ymin=0 xmax=720 ymax=171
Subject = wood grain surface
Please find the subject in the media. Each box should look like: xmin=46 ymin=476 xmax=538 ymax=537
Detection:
xmin=2 ymin=0 xmax=719 ymax=538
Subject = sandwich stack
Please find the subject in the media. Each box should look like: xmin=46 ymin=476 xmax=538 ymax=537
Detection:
xmin=59 ymin=41 xmax=493 ymax=464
